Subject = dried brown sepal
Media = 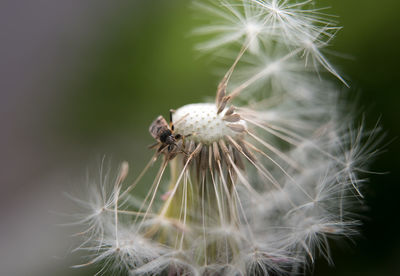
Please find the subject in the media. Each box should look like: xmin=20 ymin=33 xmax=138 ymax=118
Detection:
xmin=212 ymin=141 xmax=221 ymax=162
xmin=190 ymin=143 xmax=203 ymax=158
xmin=223 ymin=113 xmax=241 ymax=122
xmin=218 ymin=140 xmax=229 ymax=156
xmin=227 ymin=123 xmax=246 ymax=133
xmin=238 ymin=141 xmax=257 ymax=163
xmin=216 ymin=83 xmax=226 ymax=108
xmin=224 ymin=105 xmax=236 ymax=116
xmin=208 ymin=144 xmax=215 ymax=173
xmin=233 ymin=147 xmax=245 ymax=171
xmin=219 ymin=140 xmax=234 ymax=169
xmin=197 ymin=145 xmax=208 ymax=177
xmin=217 ymin=96 xmax=230 ymax=114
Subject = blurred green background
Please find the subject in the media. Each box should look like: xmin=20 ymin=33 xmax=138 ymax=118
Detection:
xmin=1 ymin=0 xmax=399 ymax=275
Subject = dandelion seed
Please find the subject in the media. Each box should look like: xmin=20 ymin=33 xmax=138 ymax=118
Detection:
xmin=69 ymin=1 xmax=382 ymax=275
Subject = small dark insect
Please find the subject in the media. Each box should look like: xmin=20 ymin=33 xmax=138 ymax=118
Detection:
xmin=149 ymin=110 xmax=183 ymax=154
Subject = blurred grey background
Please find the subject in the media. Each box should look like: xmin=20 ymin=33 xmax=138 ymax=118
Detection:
xmin=0 ymin=0 xmax=399 ymax=275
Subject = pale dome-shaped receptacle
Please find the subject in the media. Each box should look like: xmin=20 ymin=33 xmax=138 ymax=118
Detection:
xmin=172 ymin=103 xmax=246 ymax=144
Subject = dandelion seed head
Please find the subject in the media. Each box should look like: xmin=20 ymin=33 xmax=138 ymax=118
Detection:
xmin=68 ymin=1 xmax=383 ymax=275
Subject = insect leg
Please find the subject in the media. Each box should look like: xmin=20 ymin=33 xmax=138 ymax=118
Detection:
xmin=169 ymin=109 xmax=176 ymax=131
xmin=148 ymin=142 xmax=160 ymax=149
xmin=158 ymin=144 xmax=168 ymax=153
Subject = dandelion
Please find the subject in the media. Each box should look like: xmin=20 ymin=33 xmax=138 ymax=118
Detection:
xmin=70 ymin=0 xmax=382 ymax=275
